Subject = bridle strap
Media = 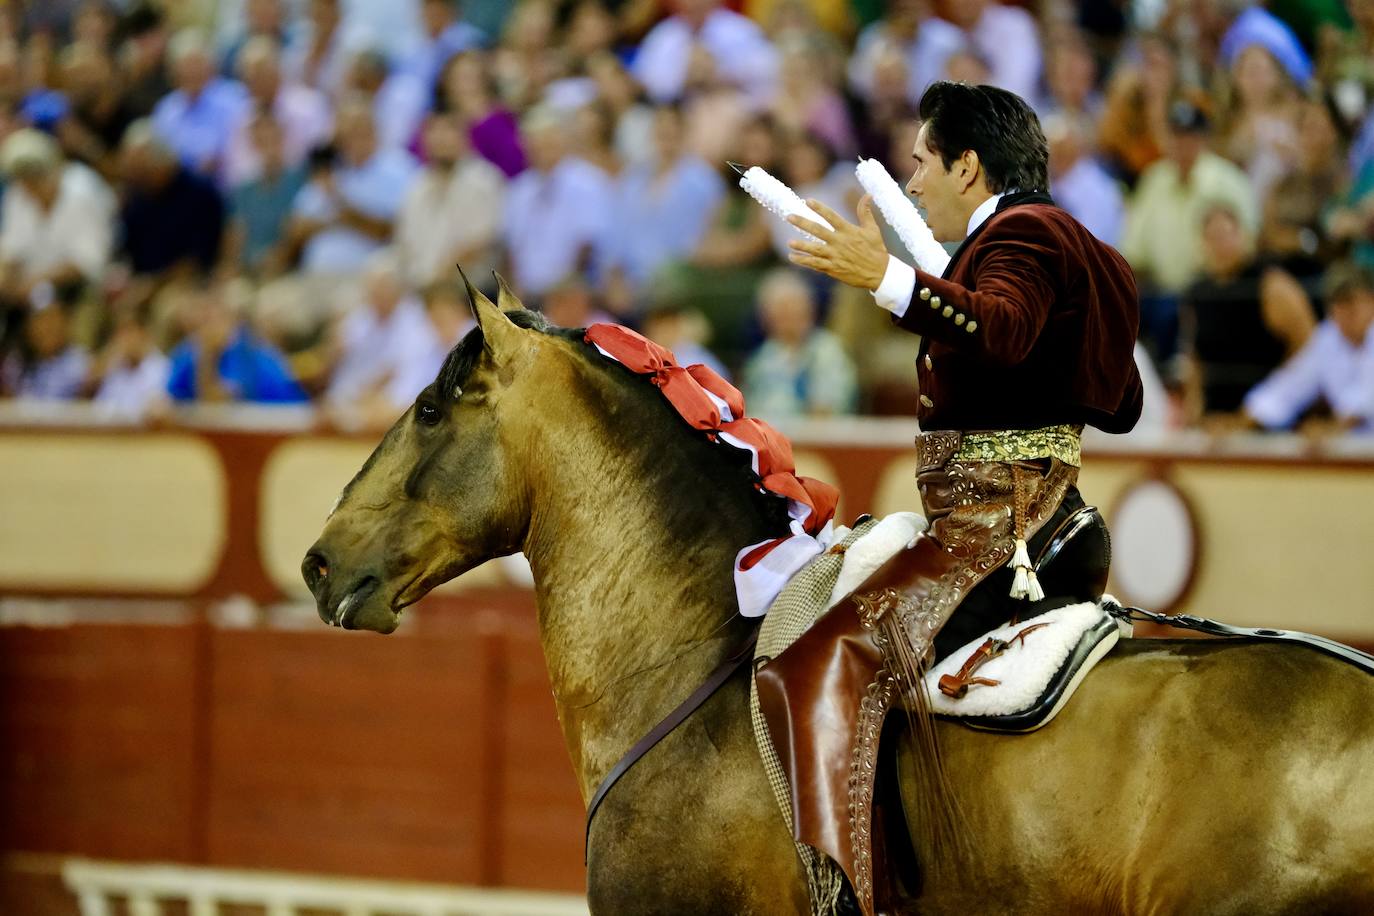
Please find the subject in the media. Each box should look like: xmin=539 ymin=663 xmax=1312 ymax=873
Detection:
xmin=584 ymin=628 xmax=759 ymax=861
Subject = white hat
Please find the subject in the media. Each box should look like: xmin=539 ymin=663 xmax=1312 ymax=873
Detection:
xmin=0 ymin=128 xmax=60 ymax=177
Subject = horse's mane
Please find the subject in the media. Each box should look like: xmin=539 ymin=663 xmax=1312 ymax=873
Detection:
xmin=434 ymin=310 xmax=791 ymax=533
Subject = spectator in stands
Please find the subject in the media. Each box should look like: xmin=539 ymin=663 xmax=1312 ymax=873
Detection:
xmin=324 ymin=250 xmax=434 ymax=415
xmin=409 ymin=0 xmax=486 ymax=92
xmin=0 ymin=289 xmax=89 ymax=400
xmin=941 ymin=0 xmax=1042 ymax=104
xmin=225 ymin=113 xmax=308 ymax=276
xmin=119 ymin=3 xmax=172 ymax=118
xmin=680 ymin=39 xmax=755 ymax=166
xmin=850 ymin=43 xmax=917 ymax=164
xmin=846 ymin=0 xmax=963 ymax=106
xmin=283 ymin=0 xmax=352 ymax=97
xmin=1041 ymin=29 xmax=1102 ymax=119
xmin=117 ymin=121 xmax=226 ymax=300
xmin=1243 ymin=262 xmax=1374 ymax=434
xmin=151 ymin=29 xmax=250 ymax=179
xmin=1260 ymin=97 xmax=1344 ymax=295
xmin=220 ymin=0 xmax=295 ymax=76
xmin=222 ymin=36 xmax=332 ymax=188
xmin=743 ymin=268 xmax=856 ymax=419
xmin=772 ymin=32 xmax=856 ymax=161
xmin=605 ymin=104 xmax=724 ymax=297
xmin=343 ymin=48 xmax=428 ymax=152
xmin=1120 ymin=100 xmax=1256 ymax=359
xmin=167 ymin=282 xmax=307 ymax=403
xmin=502 ymin=105 xmax=613 ymax=299
xmin=439 ymin=50 xmax=526 ymax=177
xmin=1216 ymin=43 xmax=1301 ymax=205
xmin=1180 ymin=204 xmax=1315 ymax=421
xmin=380 ymin=277 xmax=476 ymax=417
xmin=1045 ymin=111 xmax=1123 ymax=247
xmin=642 ymin=301 xmax=730 ymax=380
xmin=71 ymin=1 xmax=119 ymax=53
xmin=396 ymin=110 xmax=506 ymax=287
xmin=54 ymin=40 xmax=137 ymax=180
xmin=571 ymin=100 xmax=623 ymax=177
xmin=0 ymin=129 xmax=115 ymax=337
xmin=286 ymin=97 xmax=419 ymax=276
xmin=657 ymin=116 xmax=781 ymax=369
xmin=631 ymin=0 xmax=780 ymax=106
xmin=540 ymin=274 xmax=615 ymax=329
xmin=1097 ymin=32 xmax=1177 ymax=186
xmin=587 ymin=52 xmax=654 ymax=170
xmin=93 ymin=303 xmax=171 ymax=418
xmin=491 ymin=0 xmax=559 ymax=112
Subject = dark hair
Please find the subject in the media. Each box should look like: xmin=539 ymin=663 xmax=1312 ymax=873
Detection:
xmin=1324 ymin=262 xmax=1374 ymax=306
xmin=917 ymin=81 xmax=1048 ymax=194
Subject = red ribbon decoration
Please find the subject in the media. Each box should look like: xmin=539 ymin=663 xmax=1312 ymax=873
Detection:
xmin=584 ymin=324 xmax=839 ymax=554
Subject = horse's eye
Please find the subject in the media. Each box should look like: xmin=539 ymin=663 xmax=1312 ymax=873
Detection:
xmin=416 ymin=402 xmax=442 ymax=426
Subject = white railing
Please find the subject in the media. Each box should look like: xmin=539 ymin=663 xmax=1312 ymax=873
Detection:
xmin=62 ymin=859 xmax=590 ymax=916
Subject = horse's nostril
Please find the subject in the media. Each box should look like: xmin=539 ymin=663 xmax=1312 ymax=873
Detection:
xmin=303 ymin=551 xmax=330 ymax=589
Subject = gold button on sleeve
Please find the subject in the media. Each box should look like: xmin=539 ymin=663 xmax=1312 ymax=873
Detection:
xmin=954 ymin=313 xmax=966 ymax=326
xmin=942 ymin=305 xmax=953 ymax=317
xmin=919 ymin=394 xmax=934 ymax=408
xmin=923 ymin=354 xmax=933 ymax=370
xmin=931 ymin=295 xmax=941 ymax=309
xmin=919 ymin=288 xmax=932 ymax=300
xmin=966 ymin=320 xmax=978 ymax=333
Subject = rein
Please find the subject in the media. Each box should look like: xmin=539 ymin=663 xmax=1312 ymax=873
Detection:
xmin=584 ymin=625 xmax=760 ymax=861
xmin=1106 ymin=601 xmax=1374 ymax=674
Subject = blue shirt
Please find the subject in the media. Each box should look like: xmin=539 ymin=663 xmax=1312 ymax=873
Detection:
xmin=167 ymin=327 xmax=308 ymax=403
xmin=608 ymin=155 xmax=725 ymax=286
xmin=230 ymin=166 xmax=307 ymax=270
xmin=292 ymin=148 xmax=419 ymax=273
xmin=151 ymin=79 xmax=250 ymax=177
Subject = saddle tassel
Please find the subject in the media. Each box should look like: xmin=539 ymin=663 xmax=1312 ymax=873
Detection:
xmin=1008 ymin=466 xmax=1045 ymax=602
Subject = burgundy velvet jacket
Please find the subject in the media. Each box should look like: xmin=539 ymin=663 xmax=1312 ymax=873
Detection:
xmin=897 ymin=191 xmax=1143 ymax=434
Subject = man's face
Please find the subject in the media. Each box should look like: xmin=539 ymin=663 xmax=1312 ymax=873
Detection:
xmin=26 ymin=307 xmax=68 ymax=358
xmin=1167 ymin=129 xmax=1204 ymax=178
xmin=173 ymin=49 xmax=213 ymax=94
xmin=1331 ymin=291 xmax=1374 ymax=348
xmin=422 ymin=114 xmax=462 ymax=167
xmin=336 ymin=108 xmax=376 ymax=165
xmin=905 ymin=122 xmax=968 ymax=243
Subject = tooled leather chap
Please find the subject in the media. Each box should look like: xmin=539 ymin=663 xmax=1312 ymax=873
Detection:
xmin=754 ymin=430 xmax=1078 ymax=915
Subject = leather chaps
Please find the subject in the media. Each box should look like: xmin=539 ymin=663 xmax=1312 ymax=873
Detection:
xmin=755 ymin=431 xmax=1078 ymax=915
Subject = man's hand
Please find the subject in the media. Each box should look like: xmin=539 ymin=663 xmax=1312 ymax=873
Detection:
xmin=786 ymin=195 xmax=889 ymax=291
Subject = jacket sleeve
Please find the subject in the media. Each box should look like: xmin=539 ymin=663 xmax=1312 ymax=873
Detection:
xmin=893 ymin=212 xmax=1059 ymax=366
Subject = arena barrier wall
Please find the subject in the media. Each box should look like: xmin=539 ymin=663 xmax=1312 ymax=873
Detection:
xmin=3 ymin=406 xmax=1372 ymax=909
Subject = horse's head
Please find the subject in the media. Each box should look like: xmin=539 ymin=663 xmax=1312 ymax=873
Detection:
xmin=301 ymin=274 xmax=554 ymax=633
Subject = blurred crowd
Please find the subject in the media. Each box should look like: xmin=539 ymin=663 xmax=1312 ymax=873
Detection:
xmin=1 ymin=0 xmax=1374 ymax=435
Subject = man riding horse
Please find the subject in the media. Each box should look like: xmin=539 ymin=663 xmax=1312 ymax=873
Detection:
xmin=760 ymin=80 xmax=1143 ymax=905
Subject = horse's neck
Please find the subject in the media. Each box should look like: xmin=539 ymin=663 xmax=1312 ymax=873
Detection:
xmin=520 ymin=377 xmax=770 ymax=799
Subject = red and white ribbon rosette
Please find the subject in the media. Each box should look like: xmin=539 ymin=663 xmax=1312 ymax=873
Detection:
xmin=585 ymin=324 xmax=839 ymax=617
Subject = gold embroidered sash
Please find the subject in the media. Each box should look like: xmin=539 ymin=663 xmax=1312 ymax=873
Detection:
xmin=953 ymin=424 xmax=1084 ymax=468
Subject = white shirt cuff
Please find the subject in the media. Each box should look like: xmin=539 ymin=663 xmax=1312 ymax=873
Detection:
xmin=871 ymin=255 xmax=916 ymax=318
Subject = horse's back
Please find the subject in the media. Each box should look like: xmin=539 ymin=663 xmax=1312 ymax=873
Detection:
xmin=899 ymin=638 xmax=1374 ymax=914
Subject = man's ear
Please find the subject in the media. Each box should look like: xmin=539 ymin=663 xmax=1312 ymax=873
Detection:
xmin=957 ymin=148 xmax=982 ymax=194
xmin=457 ymin=265 xmax=521 ymax=358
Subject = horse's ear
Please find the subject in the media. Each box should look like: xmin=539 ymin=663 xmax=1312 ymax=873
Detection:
xmin=493 ymin=271 xmax=525 ymax=313
xmin=457 ymin=265 xmax=520 ymax=357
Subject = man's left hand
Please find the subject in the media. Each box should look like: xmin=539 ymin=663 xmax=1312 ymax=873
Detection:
xmin=787 ymin=195 xmax=888 ymax=291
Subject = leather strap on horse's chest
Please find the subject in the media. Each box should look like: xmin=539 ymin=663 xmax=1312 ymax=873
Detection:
xmin=584 ymin=629 xmax=759 ymax=861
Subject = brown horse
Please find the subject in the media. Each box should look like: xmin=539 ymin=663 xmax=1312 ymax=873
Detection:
xmin=302 ymin=279 xmax=1374 ymax=915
